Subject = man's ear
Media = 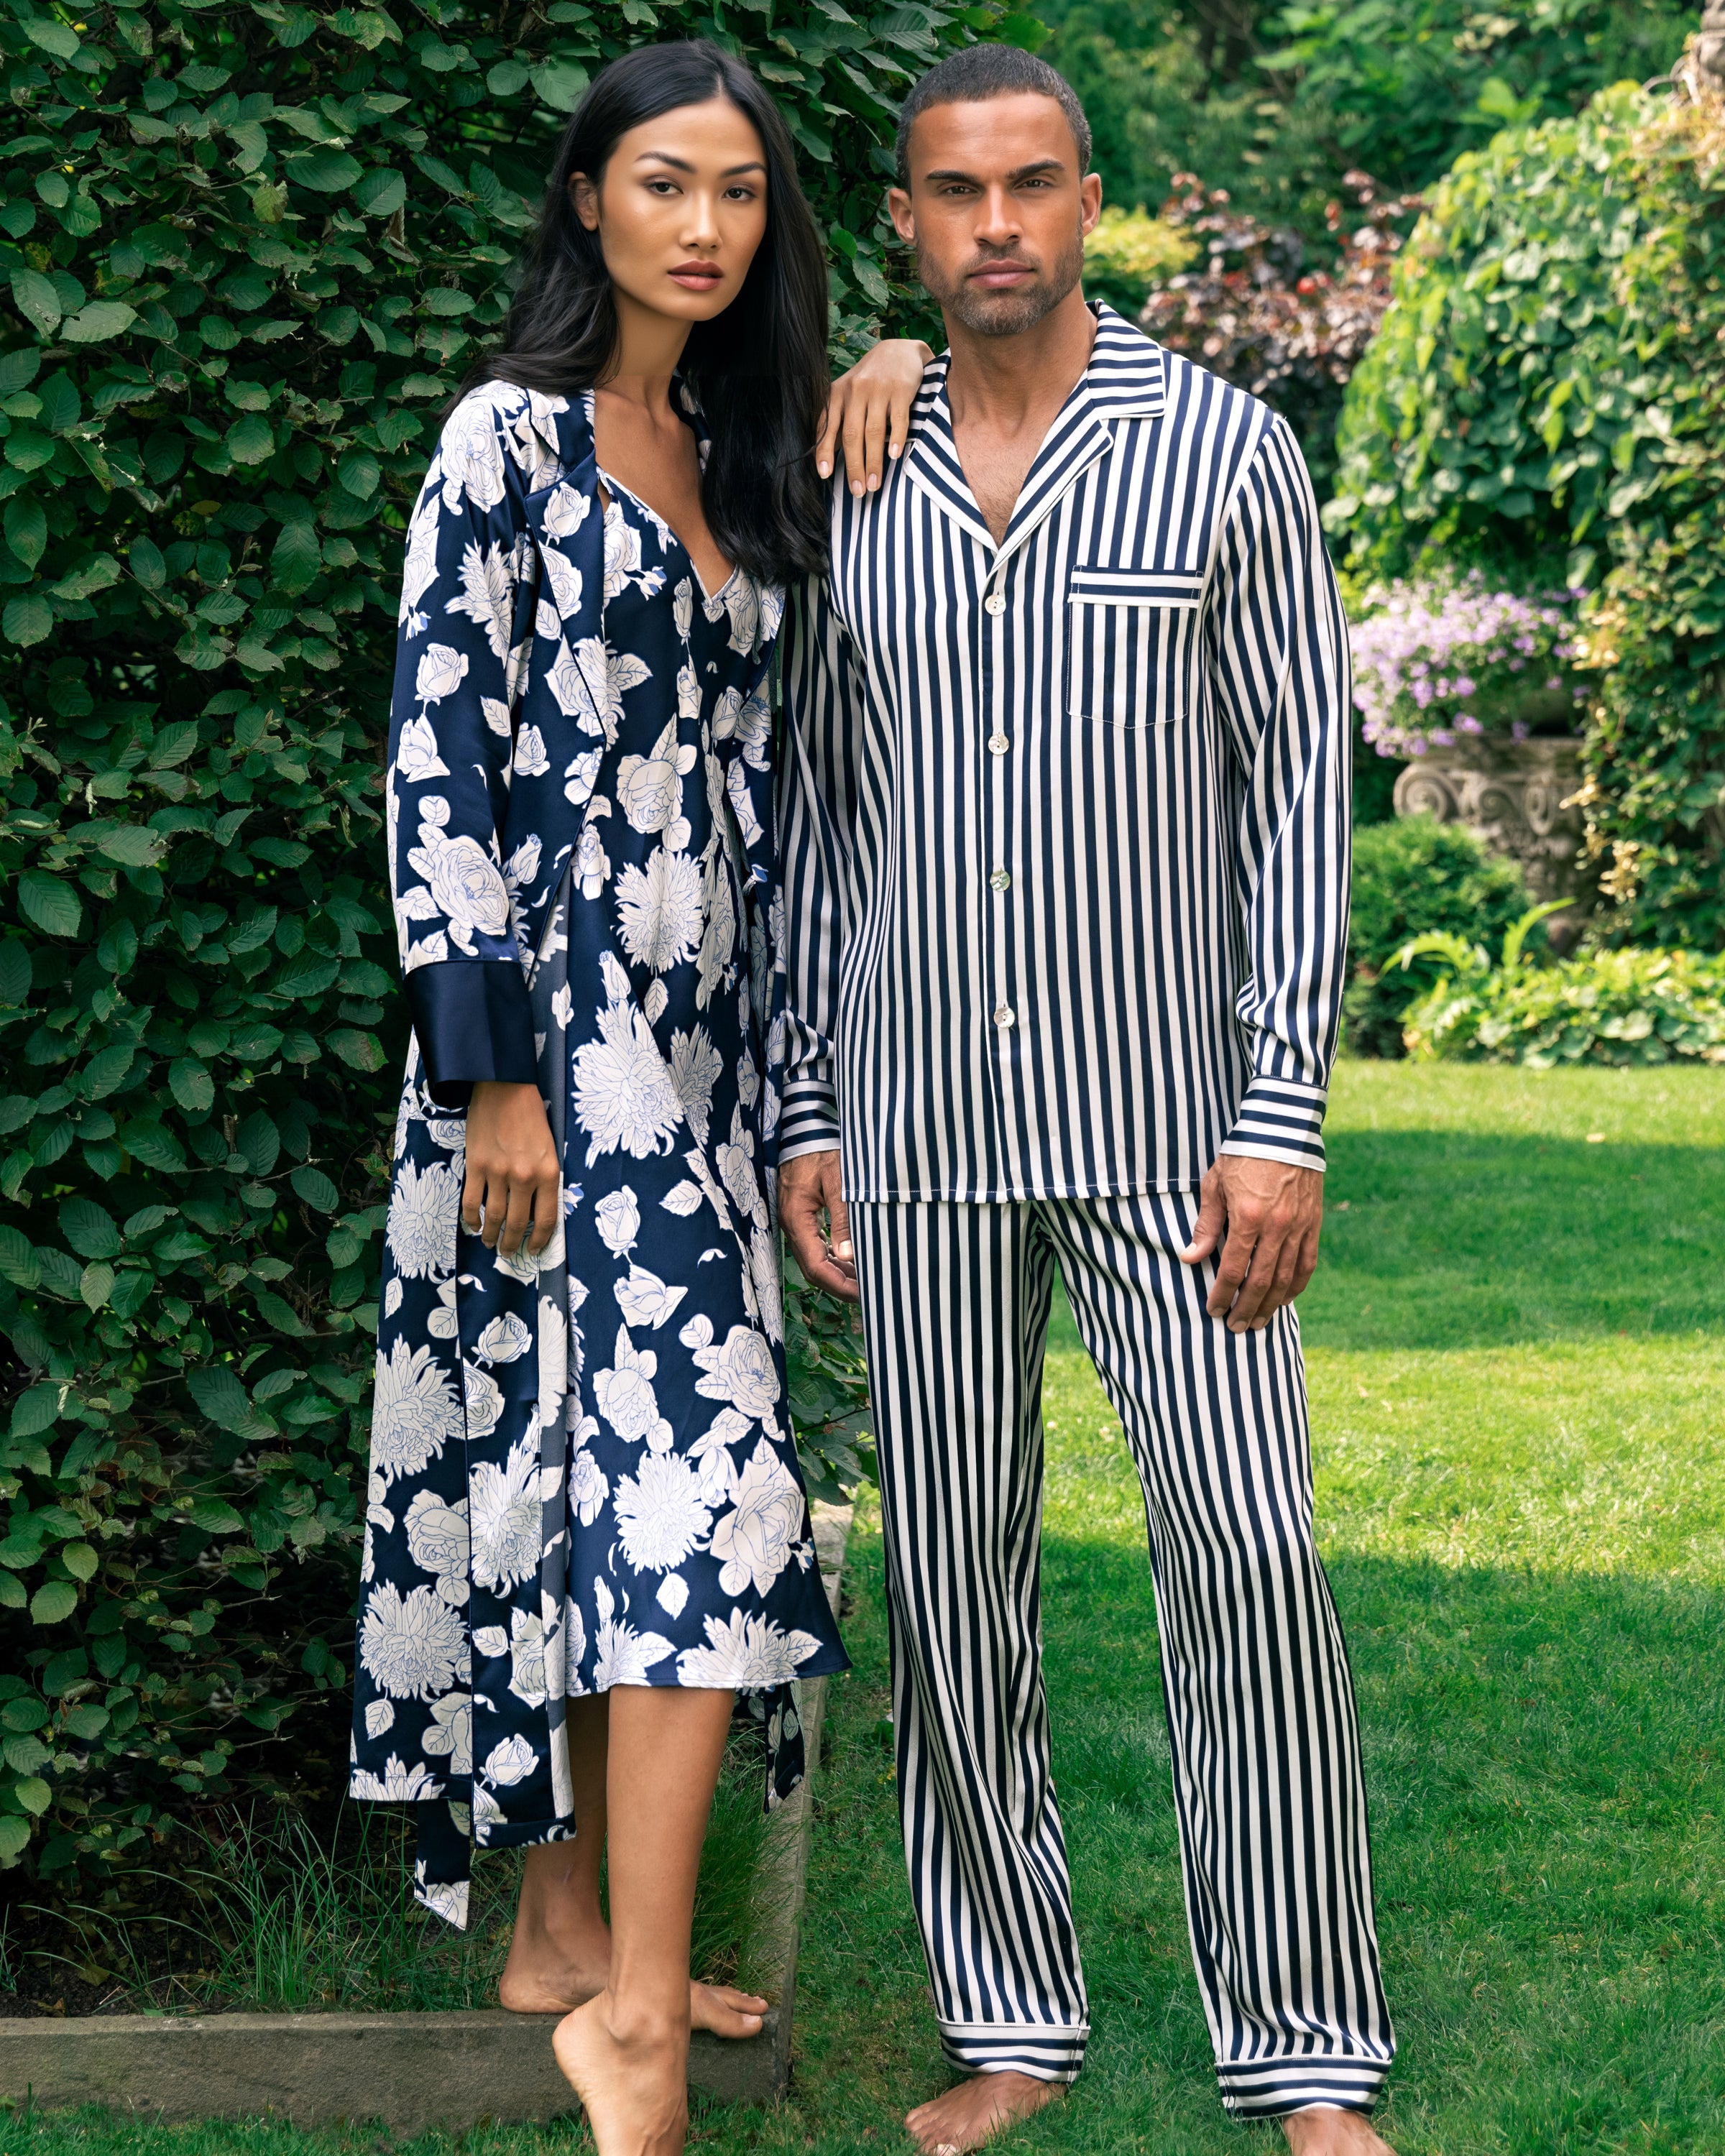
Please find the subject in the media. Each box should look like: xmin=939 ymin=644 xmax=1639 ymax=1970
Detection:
xmin=569 ymin=170 xmax=599 ymax=232
xmin=1079 ymin=171 xmax=1103 ymax=239
xmin=887 ymin=185 xmax=916 ymax=245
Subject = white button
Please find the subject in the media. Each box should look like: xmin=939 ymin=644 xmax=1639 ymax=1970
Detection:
xmin=988 ymin=733 xmax=1009 ymax=755
xmin=989 ymin=869 xmax=1011 ymax=891
xmin=984 ymin=592 xmax=1006 ymax=616
xmin=993 ymin=1004 xmax=1015 ymax=1028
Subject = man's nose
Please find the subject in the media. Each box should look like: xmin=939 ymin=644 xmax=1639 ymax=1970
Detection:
xmin=975 ymin=183 xmax=1022 ymax=249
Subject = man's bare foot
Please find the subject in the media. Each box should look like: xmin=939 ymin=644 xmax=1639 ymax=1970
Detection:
xmin=1282 ymin=2105 xmax=1397 ymax=2156
xmin=904 ymin=2071 xmax=1064 ymax=2155
xmin=553 ymin=1992 xmax=689 ymax=2156
xmin=500 ymin=1940 xmax=765 ymax=2037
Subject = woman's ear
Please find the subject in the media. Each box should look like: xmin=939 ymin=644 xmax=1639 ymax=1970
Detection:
xmin=569 ymin=170 xmax=599 ymax=231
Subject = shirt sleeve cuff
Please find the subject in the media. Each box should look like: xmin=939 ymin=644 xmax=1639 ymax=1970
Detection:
xmin=405 ymin=959 xmax=538 ymax=1109
xmin=1220 ymin=1075 xmax=1328 ymax=1171
xmin=778 ymin=1078 xmax=842 ymax=1162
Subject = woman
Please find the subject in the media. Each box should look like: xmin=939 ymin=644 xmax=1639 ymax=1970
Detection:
xmin=349 ymin=37 xmax=926 ymax=2155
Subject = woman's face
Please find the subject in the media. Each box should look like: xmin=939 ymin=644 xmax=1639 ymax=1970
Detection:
xmin=572 ymin=96 xmax=769 ymax=327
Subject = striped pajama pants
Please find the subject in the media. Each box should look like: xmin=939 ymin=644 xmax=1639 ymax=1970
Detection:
xmin=850 ymin=1191 xmax=1394 ymax=2119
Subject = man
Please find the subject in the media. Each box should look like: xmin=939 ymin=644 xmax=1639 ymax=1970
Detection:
xmin=778 ymin=43 xmax=1396 ymax=2156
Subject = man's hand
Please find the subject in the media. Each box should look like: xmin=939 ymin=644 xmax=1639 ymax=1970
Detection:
xmin=461 ymin=1080 xmax=561 ymax=1261
xmin=1179 ymin=1154 xmax=1324 ymax=1332
xmin=778 ymin=1148 xmax=859 ymax=1302
xmin=816 ymin=339 xmax=934 ymax=499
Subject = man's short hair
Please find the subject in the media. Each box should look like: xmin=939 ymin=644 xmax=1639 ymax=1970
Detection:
xmin=893 ymin=45 xmax=1092 ymax=189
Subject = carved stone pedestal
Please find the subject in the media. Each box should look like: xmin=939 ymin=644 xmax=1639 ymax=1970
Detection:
xmin=1392 ymin=734 xmax=1593 ymax=935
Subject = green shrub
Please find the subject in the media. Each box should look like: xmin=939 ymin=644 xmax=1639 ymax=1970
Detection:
xmin=1346 ymin=816 xmax=1533 ymax=1057
xmin=1399 ymin=929 xmax=1725 ymax=1068
xmin=0 ymin=0 xmax=967 ymax=1890
xmin=1326 ymin=57 xmax=1725 ymax=946
xmin=1079 ymin=203 xmax=1193 ymax=319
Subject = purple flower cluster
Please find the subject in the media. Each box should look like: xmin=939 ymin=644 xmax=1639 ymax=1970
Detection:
xmin=1351 ymin=571 xmax=1584 ymax=759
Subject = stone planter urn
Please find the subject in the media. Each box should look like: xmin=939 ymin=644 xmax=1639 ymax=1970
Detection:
xmin=1392 ymin=733 xmax=1594 ymax=931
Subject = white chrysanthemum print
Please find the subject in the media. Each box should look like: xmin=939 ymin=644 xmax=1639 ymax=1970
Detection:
xmin=387 ymin=1158 xmax=459 ymax=1281
xmin=615 ymin=848 xmax=704 ymax=975
xmin=677 ymin=1611 xmax=819 ymax=1688
xmin=446 ymin=539 xmax=515 ymax=660
xmin=351 ymin=1752 xmax=443 ymax=1801
xmin=668 ymin=1026 xmax=722 ymax=1146
xmin=361 ymin=1582 xmax=466 ymax=1700
xmin=615 ymin=1453 xmax=712 ymax=1573
xmin=573 ymin=1000 xmax=682 ymax=1163
xmin=692 ymin=1324 xmax=780 ymax=1419
xmin=372 ymin=1339 xmax=462 ymax=1485
xmin=696 ymin=859 xmax=736 ymax=1010
xmin=420 ymin=1691 xmax=472 ymax=1777
xmin=592 ymin=1577 xmax=675 ymax=1689
xmin=471 ymin=1433 xmax=540 ymax=1594
xmin=710 ymin=1437 xmax=804 ymax=1596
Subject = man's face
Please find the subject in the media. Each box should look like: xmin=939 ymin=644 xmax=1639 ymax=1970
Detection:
xmin=888 ymin=91 xmax=1102 ymax=338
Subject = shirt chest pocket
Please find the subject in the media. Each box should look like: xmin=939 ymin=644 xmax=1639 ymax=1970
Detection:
xmin=1065 ymin=564 xmax=1205 ymax=727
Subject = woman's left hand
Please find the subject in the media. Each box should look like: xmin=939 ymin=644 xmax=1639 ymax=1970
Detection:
xmin=816 ymin=338 xmax=934 ymax=499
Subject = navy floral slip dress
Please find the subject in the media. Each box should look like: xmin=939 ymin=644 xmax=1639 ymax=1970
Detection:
xmin=349 ymin=378 xmax=849 ymax=1927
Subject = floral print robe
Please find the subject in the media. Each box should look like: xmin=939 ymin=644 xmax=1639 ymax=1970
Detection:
xmin=350 ymin=380 xmax=848 ymax=1927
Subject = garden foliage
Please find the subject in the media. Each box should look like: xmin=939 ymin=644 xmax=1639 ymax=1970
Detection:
xmin=1399 ymin=923 xmax=1725 ymax=1067
xmin=1077 ymin=201 xmax=1193 ymax=321
xmin=0 ymin=0 xmax=981 ymax=1887
xmin=1344 ymin=814 xmax=1532 ymax=1059
xmin=1328 ymin=57 xmax=1725 ymax=945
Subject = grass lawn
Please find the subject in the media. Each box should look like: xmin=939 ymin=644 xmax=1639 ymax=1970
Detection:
xmin=6 ymin=1064 xmax=1724 ymax=2155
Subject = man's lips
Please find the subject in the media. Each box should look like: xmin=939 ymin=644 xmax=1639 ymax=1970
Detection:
xmin=969 ymin=261 xmax=1035 ymax=288
xmin=669 ymin=262 xmax=724 ymax=289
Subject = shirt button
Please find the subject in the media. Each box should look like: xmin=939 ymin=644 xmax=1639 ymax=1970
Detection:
xmin=989 ymin=869 xmax=1011 ymax=891
xmin=984 ymin=592 xmax=1006 ymax=616
xmin=988 ymin=733 xmax=1010 ymax=755
xmin=993 ymin=1004 xmax=1015 ymax=1028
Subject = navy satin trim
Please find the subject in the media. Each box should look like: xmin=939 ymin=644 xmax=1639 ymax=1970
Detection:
xmin=405 ymin=960 xmax=536 ymax=1108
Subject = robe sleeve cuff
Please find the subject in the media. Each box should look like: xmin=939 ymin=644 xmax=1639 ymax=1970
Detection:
xmin=405 ymin=959 xmax=538 ymax=1110
xmin=1219 ymin=1074 xmax=1328 ymax=1172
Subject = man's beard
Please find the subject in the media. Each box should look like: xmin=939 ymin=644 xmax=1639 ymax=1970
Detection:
xmin=918 ymin=226 xmax=1085 ymax=338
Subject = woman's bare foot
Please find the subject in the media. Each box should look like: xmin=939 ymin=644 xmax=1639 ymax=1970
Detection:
xmin=553 ymin=1992 xmax=689 ymax=2156
xmin=500 ymin=1935 xmax=765 ymax=2037
xmin=1283 ymin=2106 xmax=1398 ymax=2156
xmin=904 ymin=2071 xmax=1064 ymax=2154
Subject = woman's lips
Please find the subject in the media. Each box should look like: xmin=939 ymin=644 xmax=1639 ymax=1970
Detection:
xmin=669 ymin=264 xmax=724 ymax=290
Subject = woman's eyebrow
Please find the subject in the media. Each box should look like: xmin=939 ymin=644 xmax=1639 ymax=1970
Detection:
xmin=632 ymin=152 xmax=767 ymax=176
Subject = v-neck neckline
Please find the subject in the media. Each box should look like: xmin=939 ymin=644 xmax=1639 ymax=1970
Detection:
xmin=596 ymin=461 xmax=741 ymax=610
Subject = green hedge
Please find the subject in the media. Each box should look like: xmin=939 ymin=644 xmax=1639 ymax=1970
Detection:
xmin=1345 ymin=816 xmax=1532 ymax=1059
xmin=1328 ymin=65 xmax=1725 ymax=953
xmin=1399 ymin=918 xmax=1725 ymax=1065
xmin=0 ymin=0 xmax=987 ymax=1888
xmin=1326 ymin=59 xmax=1725 ymax=946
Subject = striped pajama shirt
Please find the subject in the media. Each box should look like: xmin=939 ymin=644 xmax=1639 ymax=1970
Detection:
xmin=779 ymin=305 xmax=1393 ymax=2116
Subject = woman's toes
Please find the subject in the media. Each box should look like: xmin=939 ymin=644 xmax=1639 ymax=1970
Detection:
xmin=690 ymin=1980 xmax=768 ymax=2037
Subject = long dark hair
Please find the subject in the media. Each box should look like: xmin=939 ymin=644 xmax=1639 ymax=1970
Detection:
xmin=472 ymin=41 xmax=830 ymax=583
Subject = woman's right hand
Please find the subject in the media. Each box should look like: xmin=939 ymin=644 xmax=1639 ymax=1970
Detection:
xmin=462 ymin=1081 xmax=561 ymax=1260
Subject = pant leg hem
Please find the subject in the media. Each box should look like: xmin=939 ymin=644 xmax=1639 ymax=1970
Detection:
xmin=938 ymin=2022 xmax=1089 ymax=2084
xmin=1215 ymin=2058 xmax=1392 ymax=2119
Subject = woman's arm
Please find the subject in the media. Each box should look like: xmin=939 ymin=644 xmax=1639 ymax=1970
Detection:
xmin=816 ymin=338 xmax=935 ymax=498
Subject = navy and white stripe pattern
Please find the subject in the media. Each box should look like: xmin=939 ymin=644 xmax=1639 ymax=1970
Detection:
xmin=851 ymin=1192 xmax=1394 ymax=2113
xmin=779 ymin=305 xmax=1351 ymax=1200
